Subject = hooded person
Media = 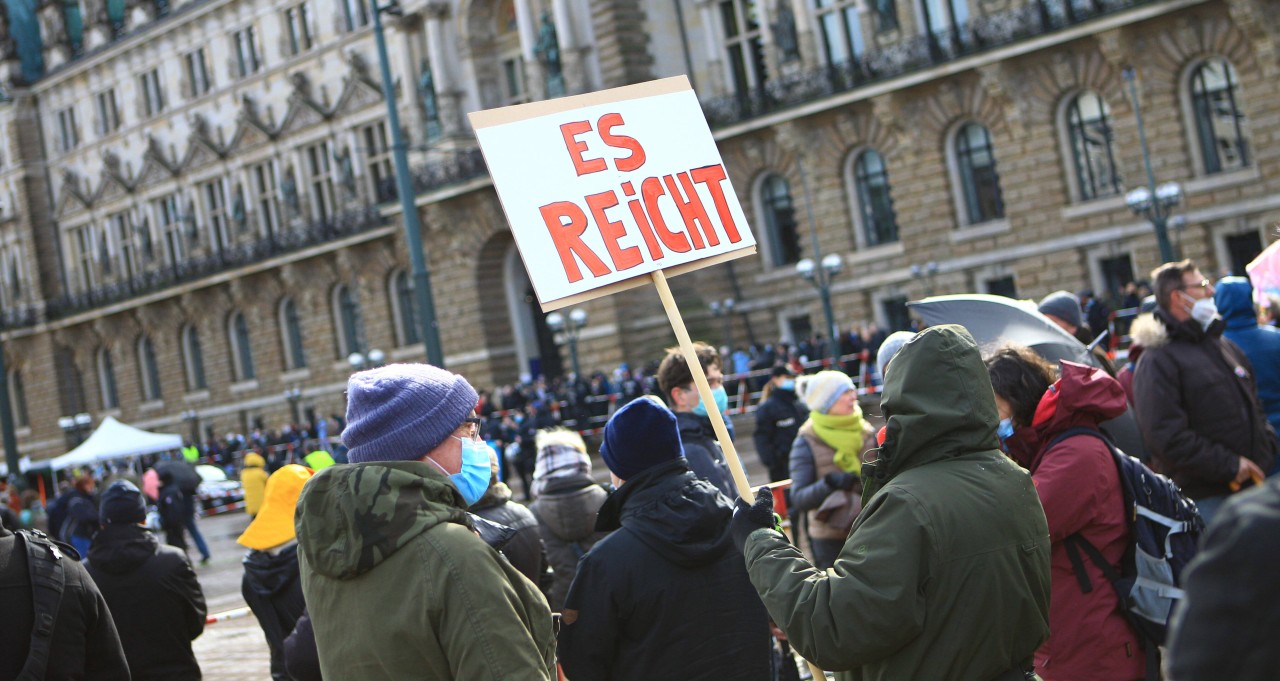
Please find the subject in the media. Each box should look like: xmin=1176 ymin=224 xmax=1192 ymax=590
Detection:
xmin=239 ymin=464 xmax=313 ymax=681
xmin=295 ymin=363 xmax=555 ymax=681
xmin=1215 ymin=276 xmax=1280 ymax=474
xmin=557 ymin=396 xmax=772 ymax=681
xmin=527 ymin=427 xmax=610 ymax=612
xmin=731 ymin=325 xmax=1052 ymax=681
xmin=240 ymin=452 xmax=269 ymax=517
xmin=787 ymin=370 xmax=873 ymax=569
xmin=87 ymin=480 xmax=207 ymax=681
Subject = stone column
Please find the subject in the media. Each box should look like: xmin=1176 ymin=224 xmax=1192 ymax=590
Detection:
xmin=423 ymin=1 xmax=463 ymax=139
xmin=550 ymin=0 xmax=585 ymax=94
xmin=697 ymin=0 xmax=726 ymax=94
xmin=514 ymin=0 xmax=545 ymax=100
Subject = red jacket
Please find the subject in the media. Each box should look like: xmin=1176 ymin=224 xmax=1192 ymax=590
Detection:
xmin=1029 ymin=362 xmax=1145 ymax=681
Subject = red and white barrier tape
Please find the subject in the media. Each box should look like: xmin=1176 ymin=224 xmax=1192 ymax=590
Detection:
xmin=206 ymin=607 xmax=252 ymax=624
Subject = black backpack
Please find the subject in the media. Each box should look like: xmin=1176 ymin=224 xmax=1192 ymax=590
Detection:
xmin=1048 ymin=427 xmax=1205 ymax=679
xmin=13 ymin=529 xmax=76 ymax=681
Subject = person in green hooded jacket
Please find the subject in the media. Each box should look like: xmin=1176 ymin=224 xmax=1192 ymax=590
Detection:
xmin=295 ymin=363 xmax=556 ymax=681
xmin=730 ymin=325 xmax=1052 ymax=681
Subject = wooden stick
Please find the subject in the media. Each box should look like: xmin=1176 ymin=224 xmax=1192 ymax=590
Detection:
xmin=650 ymin=270 xmax=752 ymax=501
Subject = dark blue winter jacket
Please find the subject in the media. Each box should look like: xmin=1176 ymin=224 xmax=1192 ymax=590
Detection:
xmin=1216 ymin=276 xmax=1280 ymax=472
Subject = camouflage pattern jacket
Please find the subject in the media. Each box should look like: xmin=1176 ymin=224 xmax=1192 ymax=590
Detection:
xmin=296 ymin=460 xmax=556 ymax=680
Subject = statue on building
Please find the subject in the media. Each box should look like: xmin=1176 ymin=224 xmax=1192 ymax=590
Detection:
xmin=334 ymin=145 xmax=357 ymax=202
xmin=772 ymin=0 xmax=800 ymax=63
xmin=281 ymin=167 xmax=301 ymax=220
xmin=418 ymin=61 xmax=442 ymax=141
xmin=231 ymin=185 xmax=248 ymax=232
xmin=533 ymin=10 xmax=565 ymax=98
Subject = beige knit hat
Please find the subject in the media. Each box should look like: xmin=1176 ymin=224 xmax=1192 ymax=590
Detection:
xmin=797 ymin=370 xmax=855 ymax=414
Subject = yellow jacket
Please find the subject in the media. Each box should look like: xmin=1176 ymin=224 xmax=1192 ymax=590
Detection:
xmin=241 ymin=453 xmax=269 ymax=516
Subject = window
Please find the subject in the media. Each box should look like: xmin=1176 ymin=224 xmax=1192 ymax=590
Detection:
xmin=97 ymin=347 xmax=119 ymax=409
xmin=304 ymin=140 xmax=336 ymax=222
xmin=184 ymin=48 xmax=211 ymax=97
xmin=96 ymin=89 xmax=121 ymax=135
xmin=7 ymin=369 xmax=28 ymax=428
xmin=1064 ymin=92 xmax=1121 ymax=201
xmin=502 ymin=57 xmax=528 ymax=104
xmin=285 ymin=3 xmax=314 ymax=55
xmin=139 ymin=68 xmax=165 ymax=117
xmin=1190 ymin=58 xmax=1250 ymax=174
xmin=881 ymin=295 xmax=911 ymax=332
xmin=873 ymin=0 xmax=899 ymax=31
xmin=153 ymin=194 xmax=183 ymax=263
xmin=1225 ymin=231 xmax=1263 ymax=276
xmin=361 ymin=121 xmax=395 ymax=202
xmin=920 ymin=0 xmax=968 ymax=46
xmin=814 ymin=0 xmax=865 ymax=66
xmin=233 ymin=27 xmax=262 ymax=77
xmin=56 ymin=107 xmax=80 ymax=151
xmin=200 ymin=179 xmax=230 ymax=253
xmin=69 ymin=225 xmax=98 ymax=290
xmin=64 ymin=0 xmax=84 ymax=56
xmin=332 ymin=284 xmax=362 ymax=359
xmin=228 ymin=312 xmax=256 ymax=381
xmin=1097 ymin=253 xmax=1134 ymax=302
xmin=758 ymin=173 xmax=801 ymax=267
xmin=250 ymin=161 xmax=282 ymax=238
xmin=984 ymin=275 xmax=1016 ymax=298
xmin=953 ymin=122 xmax=1004 ymax=225
xmin=279 ymin=297 xmax=307 ymax=369
xmin=420 ymin=61 xmax=442 ymax=142
xmin=344 ymin=0 xmax=370 ymax=30
xmin=851 ymin=149 xmax=898 ymax=246
xmin=181 ymin=325 xmax=207 ymax=391
xmin=107 ymin=212 xmax=138 ymax=280
xmin=137 ymin=335 xmax=162 ymax=401
xmin=720 ymin=0 xmax=767 ymax=94
xmin=389 ymin=270 xmax=419 ymax=346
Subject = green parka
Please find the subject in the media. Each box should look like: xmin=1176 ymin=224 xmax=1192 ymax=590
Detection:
xmin=744 ymin=325 xmax=1051 ymax=681
xmin=296 ymin=460 xmax=556 ymax=680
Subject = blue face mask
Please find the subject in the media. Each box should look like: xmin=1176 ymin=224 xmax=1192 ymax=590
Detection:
xmin=692 ymin=386 xmax=729 ymax=417
xmin=779 ymin=379 xmax=796 ymax=391
xmin=450 ymin=438 xmax=494 ymax=507
xmin=997 ymin=418 xmax=1015 ymax=443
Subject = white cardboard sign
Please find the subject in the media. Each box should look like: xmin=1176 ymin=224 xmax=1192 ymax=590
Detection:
xmin=470 ymin=76 xmax=757 ymax=311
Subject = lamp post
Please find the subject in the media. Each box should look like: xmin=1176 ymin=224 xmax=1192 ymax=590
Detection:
xmin=546 ymin=308 xmax=587 ymax=379
xmin=348 ymin=348 xmax=387 ymax=372
xmin=283 ymin=387 xmax=303 ymax=425
xmin=370 ymin=0 xmax=444 ymax=367
xmin=795 ymin=254 xmax=844 ymax=361
xmin=0 ymin=342 xmax=21 ymax=487
xmin=910 ymin=261 xmax=940 ymax=296
xmin=180 ymin=409 xmax=200 ymax=444
xmin=1123 ymin=67 xmax=1181 ymax=264
xmin=708 ymin=298 xmax=736 ymax=352
xmin=58 ymin=412 xmax=93 ymax=448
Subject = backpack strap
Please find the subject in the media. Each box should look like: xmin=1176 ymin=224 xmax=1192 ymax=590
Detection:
xmin=15 ymin=530 xmax=69 ymax=681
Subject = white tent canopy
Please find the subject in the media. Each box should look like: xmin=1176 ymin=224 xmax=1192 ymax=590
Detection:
xmin=0 ymin=456 xmax=33 ymax=476
xmin=47 ymin=417 xmax=183 ymax=471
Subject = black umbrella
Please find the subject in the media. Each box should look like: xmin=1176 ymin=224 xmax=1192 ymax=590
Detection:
xmin=155 ymin=459 xmax=201 ymax=494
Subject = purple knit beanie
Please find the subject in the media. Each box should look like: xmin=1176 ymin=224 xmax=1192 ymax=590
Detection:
xmin=343 ymin=363 xmax=478 ymax=464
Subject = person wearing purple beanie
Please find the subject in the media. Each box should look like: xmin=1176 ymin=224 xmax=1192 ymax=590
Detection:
xmin=295 ymin=363 xmax=556 ymax=680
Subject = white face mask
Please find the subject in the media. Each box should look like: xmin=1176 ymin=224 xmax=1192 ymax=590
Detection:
xmin=1180 ymin=291 xmax=1218 ymax=329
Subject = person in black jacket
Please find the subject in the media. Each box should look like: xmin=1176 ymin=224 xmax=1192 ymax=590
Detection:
xmin=0 ymin=526 xmax=130 ymax=680
xmin=753 ymin=365 xmax=808 ymax=483
xmin=238 ymin=464 xmax=312 ymax=681
xmin=557 ymin=397 xmax=771 ymax=681
xmin=470 ymin=463 xmax=549 ymax=589
xmin=655 ymin=342 xmax=735 ymax=498
xmin=87 ymin=480 xmax=206 ymax=680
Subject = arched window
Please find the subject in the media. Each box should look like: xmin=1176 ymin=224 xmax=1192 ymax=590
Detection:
xmin=332 ymin=284 xmax=362 ymax=358
xmin=952 ymin=122 xmax=1004 ymax=225
xmin=389 ymin=270 xmax=420 ymax=347
xmin=137 ymin=335 xmax=162 ymax=401
xmin=7 ymin=369 xmax=28 ymax=428
xmin=228 ymin=312 xmax=256 ymax=381
xmin=279 ymin=297 xmax=307 ymax=370
xmin=181 ymin=325 xmax=207 ymax=391
xmin=1065 ymin=92 xmax=1122 ymax=201
xmin=850 ymin=149 xmax=899 ymax=246
xmin=758 ymin=173 xmax=802 ymax=267
xmin=97 ymin=347 xmax=119 ymax=409
xmin=1190 ymin=58 xmax=1250 ymax=174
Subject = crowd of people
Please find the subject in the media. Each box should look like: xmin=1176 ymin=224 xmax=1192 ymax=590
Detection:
xmin=3 ymin=257 xmax=1279 ymax=680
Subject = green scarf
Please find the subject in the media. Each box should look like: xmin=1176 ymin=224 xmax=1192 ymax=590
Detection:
xmin=810 ymin=409 xmax=864 ymax=474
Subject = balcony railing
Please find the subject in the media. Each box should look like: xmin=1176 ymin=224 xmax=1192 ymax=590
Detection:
xmin=411 ymin=147 xmax=489 ymax=196
xmin=44 ymin=206 xmax=387 ymax=320
xmin=701 ymin=0 xmax=1162 ymax=129
xmin=0 ymin=305 xmax=39 ymax=332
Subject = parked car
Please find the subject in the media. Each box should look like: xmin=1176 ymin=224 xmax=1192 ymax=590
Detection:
xmin=195 ymin=464 xmax=245 ymax=516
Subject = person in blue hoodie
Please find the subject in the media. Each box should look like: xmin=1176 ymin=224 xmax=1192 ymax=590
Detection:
xmin=1216 ymin=276 xmax=1280 ymax=475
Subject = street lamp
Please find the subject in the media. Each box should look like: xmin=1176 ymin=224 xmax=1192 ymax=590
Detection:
xmin=348 ymin=348 xmax=387 ymax=372
xmin=546 ymin=308 xmax=587 ymax=379
xmin=708 ymin=298 xmax=736 ymax=351
xmin=910 ymin=261 xmax=940 ymax=296
xmin=370 ymin=0 xmax=444 ymax=366
xmin=795 ymin=253 xmax=844 ymax=361
xmin=283 ymin=387 xmax=303 ymax=425
xmin=1123 ymin=67 xmax=1181 ymax=263
xmin=180 ymin=409 xmax=200 ymax=444
xmin=58 ymin=412 xmax=93 ymax=447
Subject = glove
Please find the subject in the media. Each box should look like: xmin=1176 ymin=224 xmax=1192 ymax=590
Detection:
xmin=824 ymin=471 xmax=859 ymax=491
xmin=730 ymin=486 xmax=776 ymax=553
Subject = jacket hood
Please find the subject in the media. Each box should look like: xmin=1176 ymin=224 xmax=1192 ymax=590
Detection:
xmin=295 ymin=460 xmax=472 ymax=580
xmin=1032 ymin=361 xmax=1128 ymax=445
xmin=596 ymin=459 xmax=733 ymax=568
xmin=471 ymin=478 xmax=512 ymax=511
xmin=1215 ymin=277 xmax=1257 ymax=330
xmin=1128 ymin=312 xmax=1163 ymax=350
xmin=675 ymin=411 xmax=712 ymax=437
xmin=531 ymin=473 xmax=606 ymax=541
xmin=870 ymin=325 xmax=999 ymax=488
xmin=87 ymin=524 xmax=159 ymax=574
xmin=1144 ymin=307 xmax=1225 ymax=348
xmin=243 ymin=543 xmax=300 ymax=598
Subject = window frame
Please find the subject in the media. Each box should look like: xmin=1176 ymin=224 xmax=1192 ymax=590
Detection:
xmin=332 ymin=283 xmax=362 ymax=359
xmin=95 ymin=89 xmax=121 ymax=135
xmin=755 ymin=172 xmax=802 ymax=268
xmin=153 ymin=194 xmax=184 ymax=264
xmin=97 ymin=347 xmax=119 ymax=410
xmin=56 ymin=106 xmax=80 ymax=152
xmin=137 ymin=335 xmax=162 ymax=402
xmin=139 ymin=68 xmax=165 ymax=117
xmin=200 ymin=178 xmax=230 ymax=253
xmin=284 ymin=3 xmax=315 ymax=56
xmin=233 ymin=26 xmax=263 ymax=78
xmin=7 ymin=369 xmax=28 ymax=428
xmin=1060 ymin=91 xmax=1122 ymax=202
xmin=228 ymin=311 xmax=257 ymax=381
xmin=184 ymin=48 xmax=212 ymax=98
xmin=949 ymin=121 xmax=1005 ymax=227
xmin=181 ymin=324 xmax=208 ymax=392
xmin=279 ymin=297 xmax=308 ymax=370
xmin=389 ymin=270 xmax=420 ymax=347
xmin=361 ymin=121 xmax=395 ymax=203
xmin=250 ymin=160 xmax=283 ymax=238
xmin=718 ymin=0 xmax=767 ymax=96
xmin=304 ymin=140 xmax=336 ymax=223
xmin=814 ymin=0 xmax=867 ymax=67
xmin=847 ymin=148 xmax=899 ymax=248
xmin=1187 ymin=57 xmax=1251 ymax=176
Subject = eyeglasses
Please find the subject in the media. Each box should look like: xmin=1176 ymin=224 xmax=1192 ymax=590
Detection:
xmin=1180 ymin=279 xmax=1210 ymax=291
xmin=457 ymin=417 xmax=482 ymax=442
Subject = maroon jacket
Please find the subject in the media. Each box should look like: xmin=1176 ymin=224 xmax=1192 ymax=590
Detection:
xmin=1028 ymin=362 xmax=1145 ymax=681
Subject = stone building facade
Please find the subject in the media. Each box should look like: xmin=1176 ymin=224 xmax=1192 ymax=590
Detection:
xmin=0 ymin=0 xmax=1276 ymax=461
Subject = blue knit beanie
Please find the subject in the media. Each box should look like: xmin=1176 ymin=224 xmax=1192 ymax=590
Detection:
xmin=599 ymin=396 xmax=684 ymax=480
xmin=343 ymin=363 xmax=478 ymax=464
xmin=1038 ymin=290 xmax=1083 ymax=330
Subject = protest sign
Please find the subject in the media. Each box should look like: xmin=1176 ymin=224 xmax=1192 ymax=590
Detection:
xmin=470 ymin=76 xmax=756 ymax=499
